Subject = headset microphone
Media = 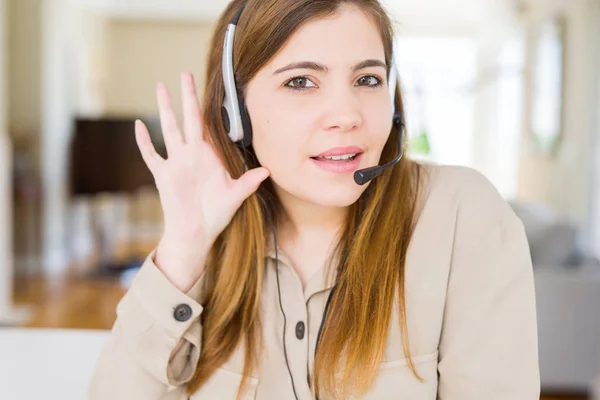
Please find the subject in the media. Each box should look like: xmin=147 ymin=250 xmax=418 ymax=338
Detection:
xmin=352 ymin=110 xmax=403 ymax=185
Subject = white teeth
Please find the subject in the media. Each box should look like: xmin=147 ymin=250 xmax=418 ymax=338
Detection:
xmin=321 ymin=154 xmax=357 ymax=161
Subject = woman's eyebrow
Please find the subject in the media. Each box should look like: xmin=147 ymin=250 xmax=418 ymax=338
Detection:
xmin=273 ymin=61 xmax=327 ymax=75
xmin=273 ymin=59 xmax=387 ymax=75
xmin=352 ymin=59 xmax=387 ymax=71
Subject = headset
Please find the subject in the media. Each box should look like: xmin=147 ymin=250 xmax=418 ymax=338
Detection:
xmin=221 ymin=4 xmax=404 ymax=185
xmin=220 ymin=3 xmax=405 ymax=399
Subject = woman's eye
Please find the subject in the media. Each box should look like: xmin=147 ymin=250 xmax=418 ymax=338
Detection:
xmin=356 ymin=75 xmax=383 ymax=87
xmin=285 ymin=76 xmax=316 ymax=90
xmin=284 ymin=75 xmax=382 ymax=90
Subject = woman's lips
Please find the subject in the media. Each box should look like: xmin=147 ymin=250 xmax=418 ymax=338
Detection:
xmin=312 ymin=146 xmax=365 ymax=157
xmin=310 ymin=153 xmax=363 ymax=174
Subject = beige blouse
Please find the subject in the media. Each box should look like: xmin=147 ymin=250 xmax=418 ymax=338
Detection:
xmin=88 ymin=164 xmax=540 ymax=399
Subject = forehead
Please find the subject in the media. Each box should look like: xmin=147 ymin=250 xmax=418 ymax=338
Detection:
xmin=266 ymin=4 xmax=386 ymax=69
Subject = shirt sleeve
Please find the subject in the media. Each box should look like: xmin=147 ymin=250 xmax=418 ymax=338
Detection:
xmin=87 ymin=249 xmax=208 ymax=400
xmin=437 ymin=169 xmax=541 ymax=399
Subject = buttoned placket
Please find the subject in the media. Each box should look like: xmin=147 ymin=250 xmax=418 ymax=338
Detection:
xmin=266 ymin=248 xmax=337 ymax=400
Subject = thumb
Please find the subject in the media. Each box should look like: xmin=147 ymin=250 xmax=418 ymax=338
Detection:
xmin=231 ymin=167 xmax=270 ymax=203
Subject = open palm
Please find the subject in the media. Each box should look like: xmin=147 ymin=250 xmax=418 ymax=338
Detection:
xmin=135 ymin=72 xmax=270 ymax=247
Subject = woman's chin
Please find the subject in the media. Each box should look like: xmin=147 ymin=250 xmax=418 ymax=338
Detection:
xmin=272 ymin=172 xmax=370 ymax=208
xmin=307 ymin=184 xmax=367 ymax=208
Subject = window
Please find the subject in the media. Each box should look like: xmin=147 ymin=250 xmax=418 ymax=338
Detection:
xmin=395 ymin=37 xmax=477 ymax=166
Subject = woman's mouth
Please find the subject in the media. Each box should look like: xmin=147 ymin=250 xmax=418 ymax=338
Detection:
xmin=309 ymin=153 xmax=363 ymax=173
xmin=311 ymin=153 xmax=358 ymax=162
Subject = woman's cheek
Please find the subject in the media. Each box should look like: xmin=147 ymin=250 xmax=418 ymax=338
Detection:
xmin=255 ymin=134 xmax=295 ymax=177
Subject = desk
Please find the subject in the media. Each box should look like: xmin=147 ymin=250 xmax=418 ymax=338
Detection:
xmin=0 ymin=328 xmax=109 ymax=400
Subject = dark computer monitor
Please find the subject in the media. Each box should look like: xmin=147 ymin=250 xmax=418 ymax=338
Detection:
xmin=69 ymin=116 xmax=165 ymax=196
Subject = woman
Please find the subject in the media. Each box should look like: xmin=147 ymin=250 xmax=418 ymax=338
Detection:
xmin=89 ymin=0 xmax=540 ymax=399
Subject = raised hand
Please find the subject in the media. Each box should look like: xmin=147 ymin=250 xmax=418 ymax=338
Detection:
xmin=134 ymin=72 xmax=270 ymax=291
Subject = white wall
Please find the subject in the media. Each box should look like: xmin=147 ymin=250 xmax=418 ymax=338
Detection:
xmin=104 ymin=19 xmax=214 ymax=116
xmin=41 ymin=0 xmax=113 ymax=274
xmin=41 ymin=0 xmax=105 ymax=274
xmin=70 ymin=0 xmax=225 ymax=21
xmin=470 ymin=8 xmax=526 ymax=199
xmin=41 ymin=0 xmax=73 ymax=274
xmin=517 ymin=0 xmax=600 ymax=250
xmin=589 ymin=0 xmax=600 ymax=259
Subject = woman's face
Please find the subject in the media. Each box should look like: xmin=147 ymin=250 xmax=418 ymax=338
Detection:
xmin=245 ymin=4 xmax=393 ymax=208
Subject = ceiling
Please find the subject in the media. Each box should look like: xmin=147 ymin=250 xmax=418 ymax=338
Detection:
xmin=381 ymin=0 xmax=513 ymax=27
xmin=77 ymin=0 xmax=520 ymax=32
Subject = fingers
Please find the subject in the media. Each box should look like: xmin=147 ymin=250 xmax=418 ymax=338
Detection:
xmin=156 ymin=82 xmax=184 ymax=154
xmin=135 ymin=119 xmax=164 ymax=173
xmin=181 ymin=72 xmax=203 ymax=144
xmin=231 ymin=167 xmax=271 ymax=207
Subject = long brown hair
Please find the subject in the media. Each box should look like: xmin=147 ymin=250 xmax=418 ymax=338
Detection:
xmin=187 ymin=0 xmax=425 ymax=398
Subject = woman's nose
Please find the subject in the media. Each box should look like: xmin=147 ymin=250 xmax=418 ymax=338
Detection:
xmin=321 ymin=89 xmax=363 ymax=132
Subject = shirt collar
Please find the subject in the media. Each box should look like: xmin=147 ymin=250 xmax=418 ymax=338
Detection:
xmin=264 ymin=245 xmax=338 ymax=301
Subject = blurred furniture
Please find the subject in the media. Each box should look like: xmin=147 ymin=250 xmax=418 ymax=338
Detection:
xmin=534 ymin=265 xmax=600 ymax=394
xmin=68 ymin=117 xmax=165 ymax=275
xmin=0 ymin=132 xmax=31 ymax=326
xmin=509 ymin=201 xmax=596 ymax=268
xmin=0 ymin=328 xmax=109 ymax=399
xmin=11 ymin=134 xmax=42 ymax=279
xmin=510 ymin=201 xmax=600 ymax=395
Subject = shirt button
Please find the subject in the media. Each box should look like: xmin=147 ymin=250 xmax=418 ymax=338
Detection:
xmin=295 ymin=321 xmax=305 ymax=340
xmin=173 ymin=304 xmax=193 ymax=322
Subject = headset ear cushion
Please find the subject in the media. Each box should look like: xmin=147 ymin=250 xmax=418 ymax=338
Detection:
xmin=221 ymin=106 xmax=231 ymax=134
xmin=238 ymin=97 xmax=253 ymax=148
